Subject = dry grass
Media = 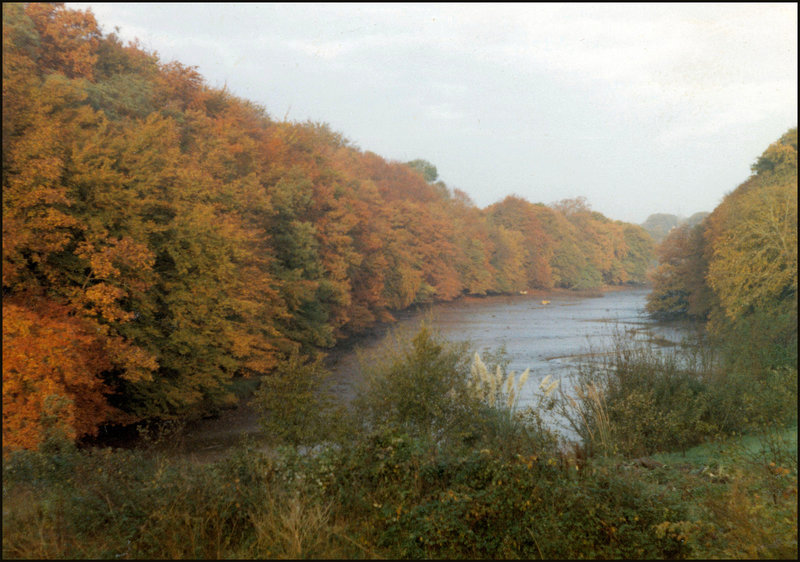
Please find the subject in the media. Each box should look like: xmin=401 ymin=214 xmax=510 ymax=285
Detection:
xmin=569 ymin=381 xmax=613 ymax=455
xmin=250 ymin=493 xmax=342 ymax=558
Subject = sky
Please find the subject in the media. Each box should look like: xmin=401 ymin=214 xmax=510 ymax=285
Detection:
xmin=68 ymin=2 xmax=797 ymax=224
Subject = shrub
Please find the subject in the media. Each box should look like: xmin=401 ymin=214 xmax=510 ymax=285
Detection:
xmin=562 ymin=330 xmax=720 ymax=457
xmin=348 ymin=322 xmax=478 ymax=447
xmin=252 ymin=349 xmax=342 ymax=446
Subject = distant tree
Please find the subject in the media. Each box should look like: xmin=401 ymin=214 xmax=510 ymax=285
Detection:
xmin=488 ymin=196 xmax=554 ymax=289
xmin=551 ymin=196 xmax=590 ymax=217
xmin=620 ymin=223 xmax=656 ymax=285
xmin=641 ymin=213 xmax=681 ymax=244
xmin=406 ymin=158 xmax=439 ymax=183
xmin=646 ymin=223 xmax=712 ymax=319
xmin=685 ymin=211 xmax=709 ymax=228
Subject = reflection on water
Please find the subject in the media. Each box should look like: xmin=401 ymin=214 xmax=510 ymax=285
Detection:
xmin=331 ymin=287 xmax=694 ymax=438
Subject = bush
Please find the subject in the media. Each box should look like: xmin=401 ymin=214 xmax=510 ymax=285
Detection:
xmin=348 ymin=322 xmax=478 ymax=448
xmin=252 ymin=349 xmax=343 ymax=446
xmin=5 ymin=322 xmax=792 ymax=559
xmin=562 ymin=332 xmax=720 ymax=457
xmin=323 ymin=440 xmax=692 ymax=559
xmin=562 ymin=317 xmax=798 ymax=459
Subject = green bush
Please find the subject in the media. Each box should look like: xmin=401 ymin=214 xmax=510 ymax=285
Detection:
xmin=562 ymin=334 xmax=720 ymax=457
xmin=563 ymin=319 xmax=798 ymax=459
xmin=252 ymin=349 xmax=343 ymax=446
xmin=348 ymin=323 xmax=480 ymax=448
xmin=323 ymin=440 xmax=691 ymax=559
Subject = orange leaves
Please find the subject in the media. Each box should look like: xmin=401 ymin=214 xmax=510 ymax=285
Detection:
xmin=2 ymin=300 xmax=116 ymax=450
xmin=72 ymin=236 xmax=155 ymax=322
xmin=82 ymin=283 xmax=130 ymax=322
xmin=24 ymin=3 xmax=101 ymax=80
xmin=105 ymin=337 xmax=158 ymax=383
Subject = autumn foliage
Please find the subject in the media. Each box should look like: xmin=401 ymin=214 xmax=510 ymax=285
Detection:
xmin=2 ymin=3 xmax=654 ymax=450
xmin=647 ymin=128 xmax=797 ymax=365
xmin=2 ymin=299 xmax=117 ymax=449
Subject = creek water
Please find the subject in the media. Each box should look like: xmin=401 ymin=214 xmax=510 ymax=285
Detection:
xmin=327 ymin=286 xmax=693 ymax=439
xmin=175 ymin=287 xmax=693 ymax=461
xmin=331 ymin=288 xmax=688 ymax=399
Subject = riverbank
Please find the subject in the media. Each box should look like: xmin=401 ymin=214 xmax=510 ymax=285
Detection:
xmin=91 ymin=284 xmax=666 ymax=462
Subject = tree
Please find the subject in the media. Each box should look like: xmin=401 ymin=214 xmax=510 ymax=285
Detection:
xmin=646 ymin=223 xmax=711 ymax=319
xmin=23 ymin=2 xmax=101 ymax=80
xmin=2 ymin=300 xmax=117 ymax=450
xmin=707 ymin=180 xmax=796 ymax=322
xmin=488 ymin=196 xmax=554 ymax=289
xmin=406 ymin=158 xmax=439 ymax=183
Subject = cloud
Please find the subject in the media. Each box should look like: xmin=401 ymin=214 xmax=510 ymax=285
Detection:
xmin=422 ymin=4 xmax=797 ymax=144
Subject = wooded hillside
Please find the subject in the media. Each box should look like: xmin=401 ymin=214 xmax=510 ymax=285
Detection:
xmin=647 ymin=128 xmax=797 ymax=366
xmin=2 ymin=3 xmax=654 ymax=449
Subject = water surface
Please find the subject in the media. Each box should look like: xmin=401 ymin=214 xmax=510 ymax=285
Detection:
xmin=180 ymin=287 xmax=691 ymax=459
xmin=330 ymin=287 xmax=692 ymax=435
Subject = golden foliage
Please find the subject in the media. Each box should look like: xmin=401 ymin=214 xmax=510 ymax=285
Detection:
xmin=707 ymin=181 xmax=797 ymax=321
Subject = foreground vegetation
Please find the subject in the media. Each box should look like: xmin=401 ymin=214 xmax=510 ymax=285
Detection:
xmin=3 ymin=324 xmax=796 ymax=559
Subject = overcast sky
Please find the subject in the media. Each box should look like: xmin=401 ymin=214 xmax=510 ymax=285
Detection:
xmin=68 ymin=2 xmax=797 ymax=223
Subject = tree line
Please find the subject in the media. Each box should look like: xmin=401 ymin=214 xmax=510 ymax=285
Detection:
xmin=2 ymin=3 xmax=654 ymax=450
xmin=647 ymin=127 xmax=797 ymax=369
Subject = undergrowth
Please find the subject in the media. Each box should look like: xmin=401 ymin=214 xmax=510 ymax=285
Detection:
xmin=3 ymin=322 xmax=797 ymax=559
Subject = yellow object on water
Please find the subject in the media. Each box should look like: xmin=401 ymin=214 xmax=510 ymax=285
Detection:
xmin=541 ymin=300 xmax=550 ymax=305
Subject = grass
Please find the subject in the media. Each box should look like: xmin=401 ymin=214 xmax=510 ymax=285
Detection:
xmin=648 ymin=425 xmax=799 ymax=559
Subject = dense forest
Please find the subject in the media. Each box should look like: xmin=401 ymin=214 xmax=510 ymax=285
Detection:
xmin=646 ymin=127 xmax=797 ymax=369
xmin=3 ymin=4 xmax=797 ymax=559
xmin=2 ymin=3 xmax=655 ymax=450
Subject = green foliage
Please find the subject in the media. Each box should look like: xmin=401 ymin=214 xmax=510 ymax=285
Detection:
xmin=641 ymin=213 xmax=680 ymax=243
xmin=332 ymin=441 xmax=690 ymax=559
xmin=563 ymin=324 xmax=798 ymax=458
xmin=350 ymin=322 xmax=477 ymax=445
xmin=4 ymin=321 xmax=796 ymax=560
xmin=0 ymin=431 xmax=692 ymax=560
xmin=405 ymin=158 xmax=439 ymax=183
xmin=650 ymin=426 xmax=798 ymax=560
xmin=253 ymin=350 xmax=340 ymax=446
